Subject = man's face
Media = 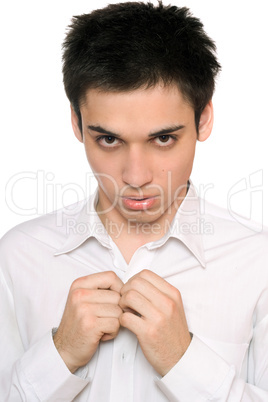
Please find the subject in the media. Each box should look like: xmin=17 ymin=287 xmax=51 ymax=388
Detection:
xmin=72 ymin=84 xmax=211 ymax=227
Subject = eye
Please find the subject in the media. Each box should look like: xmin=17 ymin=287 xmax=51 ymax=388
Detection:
xmin=158 ymin=135 xmax=170 ymax=143
xmin=153 ymin=135 xmax=176 ymax=147
xmin=96 ymin=135 xmax=120 ymax=147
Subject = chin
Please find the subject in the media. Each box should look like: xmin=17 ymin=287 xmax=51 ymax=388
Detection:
xmin=123 ymin=212 xmax=164 ymax=225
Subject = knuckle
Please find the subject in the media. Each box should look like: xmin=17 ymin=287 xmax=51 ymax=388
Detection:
xmin=139 ymin=269 xmax=151 ymax=279
xmin=129 ymin=277 xmax=141 ymax=289
xmin=146 ymin=324 xmax=159 ymax=339
xmin=106 ymin=271 xmax=118 ymax=281
xmin=118 ymin=297 xmax=124 ymax=309
xmin=113 ymin=292 xmax=121 ymax=304
xmin=119 ymin=313 xmax=126 ymax=326
xmin=155 ymin=311 xmax=166 ymax=327
xmin=114 ymin=317 xmax=121 ymax=330
xmin=114 ymin=305 xmax=123 ymax=317
xmin=73 ymin=303 xmax=93 ymax=326
xmin=108 ymin=317 xmax=121 ymax=333
xmin=172 ymin=288 xmax=182 ymax=304
xmin=125 ymin=289 xmax=137 ymax=303
xmin=120 ymin=312 xmax=130 ymax=327
xmin=70 ymin=275 xmax=91 ymax=291
xmin=70 ymin=277 xmax=82 ymax=290
xmin=113 ymin=326 xmax=121 ymax=338
xmin=163 ymin=297 xmax=177 ymax=317
xmin=80 ymin=314 xmax=96 ymax=332
xmin=110 ymin=305 xmax=122 ymax=320
xmin=70 ymin=288 xmax=87 ymax=304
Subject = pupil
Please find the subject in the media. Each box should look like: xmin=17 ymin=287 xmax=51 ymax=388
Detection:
xmin=160 ymin=135 xmax=169 ymax=142
xmin=106 ymin=136 xmax=114 ymax=143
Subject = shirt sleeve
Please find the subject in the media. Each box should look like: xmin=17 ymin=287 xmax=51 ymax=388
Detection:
xmin=0 ymin=269 xmax=90 ymax=401
xmin=156 ymin=327 xmax=268 ymax=401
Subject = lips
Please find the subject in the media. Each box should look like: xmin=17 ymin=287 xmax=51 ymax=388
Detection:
xmin=125 ymin=197 xmax=150 ymax=201
xmin=121 ymin=196 xmax=157 ymax=210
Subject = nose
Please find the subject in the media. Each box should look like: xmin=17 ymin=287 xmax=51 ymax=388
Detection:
xmin=122 ymin=146 xmax=153 ymax=188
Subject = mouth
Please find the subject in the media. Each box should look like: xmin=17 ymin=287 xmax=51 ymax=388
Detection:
xmin=121 ymin=196 xmax=157 ymax=211
xmin=126 ymin=197 xmax=150 ymax=200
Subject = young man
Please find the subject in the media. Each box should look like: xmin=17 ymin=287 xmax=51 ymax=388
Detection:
xmin=0 ymin=1 xmax=267 ymax=401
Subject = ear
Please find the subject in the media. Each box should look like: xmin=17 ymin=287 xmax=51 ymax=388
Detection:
xmin=70 ymin=104 xmax=83 ymax=143
xmin=198 ymin=100 xmax=214 ymax=142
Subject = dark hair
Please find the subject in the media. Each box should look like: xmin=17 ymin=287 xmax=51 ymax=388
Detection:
xmin=62 ymin=1 xmax=221 ymax=133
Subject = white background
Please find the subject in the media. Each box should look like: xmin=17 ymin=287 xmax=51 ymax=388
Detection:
xmin=1 ymin=0 xmax=267 ymax=238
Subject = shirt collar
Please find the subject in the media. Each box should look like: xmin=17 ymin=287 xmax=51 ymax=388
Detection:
xmin=146 ymin=181 xmax=206 ymax=268
xmin=54 ymin=181 xmax=206 ymax=268
xmin=54 ymin=189 xmax=112 ymax=256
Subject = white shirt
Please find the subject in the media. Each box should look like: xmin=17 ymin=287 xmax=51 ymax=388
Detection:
xmin=0 ymin=182 xmax=268 ymax=401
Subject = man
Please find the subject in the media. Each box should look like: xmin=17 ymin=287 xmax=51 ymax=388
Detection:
xmin=0 ymin=1 xmax=267 ymax=401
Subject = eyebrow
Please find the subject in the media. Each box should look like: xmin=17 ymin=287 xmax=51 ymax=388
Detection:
xmin=87 ymin=124 xmax=185 ymax=137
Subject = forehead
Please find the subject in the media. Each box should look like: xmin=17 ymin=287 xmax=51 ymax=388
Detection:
xmin=80 ymin=84 xmax=195 ymax=135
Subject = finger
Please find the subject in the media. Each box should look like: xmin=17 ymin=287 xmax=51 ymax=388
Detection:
xmin=126 ymin=269 xmax=180 ymax=302
xmin=121 ymin=307 xmax=141 ymax=316
xmin=119 ymin=311 xmax=144 ymax=336
xmin=101 ymin=333 xmax=118 ymax=341
xmin=71 ymin=271 xmax=123 ymax=293
xmin=88 ymin=303 xmax=123 ymax=319
xmin=97 ymin=317 xmax=121 ymax=338
xmin=121 ymin=276 xmax=173 ymax=312
xmin=70 ymin=288 xmax=121 ymax=305
xmin=121 ymin=276 xmax=160 ymax=299
xmin=119 ymin=289 xmax=157 ymax=319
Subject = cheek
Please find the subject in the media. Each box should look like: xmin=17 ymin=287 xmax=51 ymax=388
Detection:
xmin=161 ymin=148 xmax=195 ymax=179
xmin=84 ymin=146 xmax=117 ymax=175
xmin=84 ymin=150 xmax=122 ymax=193
xmin=98 ymin=176 xmax=119 ymax=197
xmin=176 ymin=141 xmax=196 ymax=173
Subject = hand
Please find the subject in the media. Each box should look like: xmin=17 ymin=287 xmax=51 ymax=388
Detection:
xmin=53 ymin=271 xmax=123 ymax=373
xmin=119 ymin=269 xmax=192 ymax=376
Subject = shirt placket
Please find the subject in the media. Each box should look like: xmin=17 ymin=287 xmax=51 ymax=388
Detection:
xmin=109 ymin=246 xmax=156 ymax=402
xmin=109 ymin=328 xmax=138 ymax=402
